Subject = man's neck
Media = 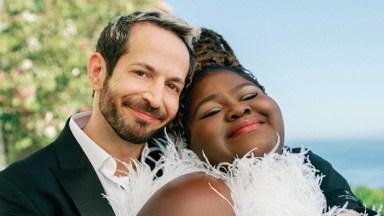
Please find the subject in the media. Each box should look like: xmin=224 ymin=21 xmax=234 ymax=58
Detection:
xmin=82 ymin=111 xmax=145 ymax=163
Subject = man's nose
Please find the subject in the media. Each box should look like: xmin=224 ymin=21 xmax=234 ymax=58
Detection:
xmin=141 ymin=83 xmax=164 ymax=109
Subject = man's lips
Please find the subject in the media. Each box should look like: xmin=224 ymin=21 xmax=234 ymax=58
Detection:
xmin=228 ymin=118 xmax=264 ymax=138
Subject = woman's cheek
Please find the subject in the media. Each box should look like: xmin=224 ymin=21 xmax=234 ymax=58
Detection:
xmin=190 ymin=122 xmax=214 ymax=153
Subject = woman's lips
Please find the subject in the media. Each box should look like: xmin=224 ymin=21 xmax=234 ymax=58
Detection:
xmin=228 ymin=118 xmax=264 ymax=138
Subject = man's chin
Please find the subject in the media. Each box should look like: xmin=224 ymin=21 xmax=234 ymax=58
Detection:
xmin=134 ymin=117 xmax=165 ymax=128
xmin=118 ymin=128 xmax=159 ymax=144
xmin=120 ymin=134 xmax=150 ymax=144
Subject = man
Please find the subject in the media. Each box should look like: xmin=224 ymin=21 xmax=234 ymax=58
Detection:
xmin=0 ymin=9 xmax=199 ymax=215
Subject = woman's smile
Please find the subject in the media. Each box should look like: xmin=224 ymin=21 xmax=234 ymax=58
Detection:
xmin=228 ymin=118 xmax=265 ymax=138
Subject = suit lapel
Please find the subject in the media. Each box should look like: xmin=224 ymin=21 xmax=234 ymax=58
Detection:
xmin=52 ymin=120 xmax=115 ymax=216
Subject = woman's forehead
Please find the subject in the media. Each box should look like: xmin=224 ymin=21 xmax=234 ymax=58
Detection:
xmin=194 ymin=70 xmax=251 ymax=90
xmin=190 ymin=70 xmax=255 ymax=108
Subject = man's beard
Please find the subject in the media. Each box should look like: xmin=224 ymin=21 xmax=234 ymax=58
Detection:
xmin=99 ymin=82 xmax=168 ymax=144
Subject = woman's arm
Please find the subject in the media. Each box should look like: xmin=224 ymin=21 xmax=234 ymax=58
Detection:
xmin=137 ymin=173 xmax=235 ymax=216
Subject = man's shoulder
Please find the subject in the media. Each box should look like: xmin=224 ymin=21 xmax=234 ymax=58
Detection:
xmin=0 ymin=142 xmax=57 ymax=178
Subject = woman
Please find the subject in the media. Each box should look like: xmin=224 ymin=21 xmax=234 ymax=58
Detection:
xmin=136 ymin=29 xmax=379 ymax=216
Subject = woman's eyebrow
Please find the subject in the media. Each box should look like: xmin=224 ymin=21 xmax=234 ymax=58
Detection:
xmin=230 ymin=82 xmax=255 ymax=93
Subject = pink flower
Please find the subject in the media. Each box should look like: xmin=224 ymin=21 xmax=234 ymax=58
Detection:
xmin=81 ymin=40 xmax=90 ymax=49
xmin=25 ymin=86 xmax=36 ymax=95
xmin=79 ymin=106 xmax=90 ymax=112
xmin=12 ymin=90 xmax=24 ymax=99
xmin=0 ymin=71 xmax=6 ymax=80
xmin=11 ymin=69 xmax=21 ymax=77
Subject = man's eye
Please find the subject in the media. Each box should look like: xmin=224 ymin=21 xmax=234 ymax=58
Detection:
xmin=241 ymin=93 xmax=258 ymax=101
xmin=134 ymin=71 xmax=148 ymax=77
xmin=167 ymin=83 xmax=180 ymax=93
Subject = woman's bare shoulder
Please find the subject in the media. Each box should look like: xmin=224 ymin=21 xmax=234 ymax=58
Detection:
xmin=137 ymin=172 xmax=234 ymax=216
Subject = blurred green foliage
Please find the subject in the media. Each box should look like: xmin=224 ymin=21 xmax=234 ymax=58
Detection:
xmin=352 ymin=186 xmax=383 ymax=215
xmin=0 ymin=0 xmax=155 ymax=164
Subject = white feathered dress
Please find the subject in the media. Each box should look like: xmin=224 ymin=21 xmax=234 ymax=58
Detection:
xmin=104 ymin=137 xmax=377 ymax=216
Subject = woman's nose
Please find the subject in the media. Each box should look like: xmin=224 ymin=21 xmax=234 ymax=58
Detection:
xmin=225 ymin=102 xmax=251 ymax=121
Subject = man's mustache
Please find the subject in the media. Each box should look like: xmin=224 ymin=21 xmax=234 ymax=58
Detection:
xmin=121 ymin=97 xmax=167 ymax=121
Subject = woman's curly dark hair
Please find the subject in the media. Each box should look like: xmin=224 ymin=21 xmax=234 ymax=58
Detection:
xmin=168 ymin=28 xmax=265 ymax=144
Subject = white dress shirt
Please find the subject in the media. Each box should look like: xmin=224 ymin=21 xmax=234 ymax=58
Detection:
xmin=69 ymin=111 xmax=148 ymax=198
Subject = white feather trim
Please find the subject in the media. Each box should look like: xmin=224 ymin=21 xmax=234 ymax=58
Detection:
xmin=222 ymin=149 xmax=331 ymax=216
xmin=104 ymin=136 xmax=379 ymax=216
xmin=104 ymin=135 xmax=206 ymax=216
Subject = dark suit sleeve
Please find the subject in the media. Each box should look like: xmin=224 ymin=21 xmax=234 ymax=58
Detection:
xmin=0 ymin=174 xmax=41 ymax=216
xmin=303 ymin=149 xmax=378 ymax=215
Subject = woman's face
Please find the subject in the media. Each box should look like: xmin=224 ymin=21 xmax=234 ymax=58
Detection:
xmin=188 ymin=70 xmax=284 ymax=165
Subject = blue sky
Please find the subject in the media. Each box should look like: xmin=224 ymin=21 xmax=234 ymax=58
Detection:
xmin=166 ymin=0 xmax=384 ymax=141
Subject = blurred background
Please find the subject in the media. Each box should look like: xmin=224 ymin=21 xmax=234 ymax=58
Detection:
xmin=0 ymin=0 xmax=383 ymax=208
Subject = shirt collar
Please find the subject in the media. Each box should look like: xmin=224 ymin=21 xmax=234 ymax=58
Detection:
xmin=69 ymin=112 xmax=150 ymax=171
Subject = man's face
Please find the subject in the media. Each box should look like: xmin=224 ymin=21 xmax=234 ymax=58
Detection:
xmin=99 ymin=23 xmax=190 ymax=144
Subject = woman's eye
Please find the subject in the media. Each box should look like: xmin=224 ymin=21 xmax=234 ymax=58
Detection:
xmin=201 ymin=108 xmax=221 ymax=119
xmin=241 ymin=93 xmax=258 ymax=101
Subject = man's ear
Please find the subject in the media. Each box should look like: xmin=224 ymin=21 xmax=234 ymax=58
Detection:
xmin=87 ymin=52 xmax=107 ymax=91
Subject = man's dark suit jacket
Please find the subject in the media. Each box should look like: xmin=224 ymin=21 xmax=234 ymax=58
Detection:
xmin=290 ymin=148 xmax=377 ymax=215
xmin=0 ymin=120 xmax=116 ymax=216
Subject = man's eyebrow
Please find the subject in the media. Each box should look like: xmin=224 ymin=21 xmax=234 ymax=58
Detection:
xmin=129 ymin=62 xmax=155 ymax=72
xmin=169 ymin=77 xmax=185 ymax=86
xmin=130 ymin=62 xmax=185 ymax=85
